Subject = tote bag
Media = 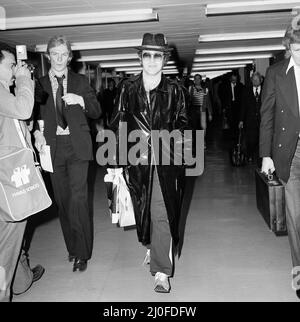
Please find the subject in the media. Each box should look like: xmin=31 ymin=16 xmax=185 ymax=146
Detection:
xmin=0 ymin=120 xmax=52 ymax=222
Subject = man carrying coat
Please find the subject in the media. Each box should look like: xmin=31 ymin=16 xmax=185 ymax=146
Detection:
xmin=260 ymin=15 xmax=300 ymax=300
xmin=109 ymin=33 xmax=190 ymax=293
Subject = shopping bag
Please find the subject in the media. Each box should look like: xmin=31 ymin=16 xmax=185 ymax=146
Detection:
xmin=104 ymin=168 xmax=122 ymax=224
xmin=104 ymin=168 xmax=135 ymax=227
xmin=0 ymin=147 xmax=52 ymax=222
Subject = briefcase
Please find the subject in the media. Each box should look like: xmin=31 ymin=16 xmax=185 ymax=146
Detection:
xmin=255 ymin=169 xmax=287 ymax=236
xmin=230 ymin=128 xmax=246 ymax=167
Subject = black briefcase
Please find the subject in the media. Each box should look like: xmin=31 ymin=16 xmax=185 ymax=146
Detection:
xmin=255 ymin=169 xmax=287 ymax=236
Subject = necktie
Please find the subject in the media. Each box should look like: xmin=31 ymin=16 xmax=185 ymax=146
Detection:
xmin=55 ymin=75 xmax=67 ymax=129
xmin=232 ymin=83 xmax=235 ymax=101
xmin=255 ymin=87 xmax=259 ymax=102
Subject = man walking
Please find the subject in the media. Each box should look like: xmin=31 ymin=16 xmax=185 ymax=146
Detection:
xmin=260 ymin=15 xmax=300 ymax=300
xmin=109 ymin=33 xmax=190 ymax=293
xmin=34 ymin=35 xmax=101 ymax=272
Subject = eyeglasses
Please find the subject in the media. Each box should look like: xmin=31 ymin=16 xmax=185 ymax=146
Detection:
xmin=142 ymin=52 xmax=164 ymax=61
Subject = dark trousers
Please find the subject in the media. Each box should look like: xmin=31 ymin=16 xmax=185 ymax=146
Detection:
xmin=284 ymin=140 xmax=300 ymax=268
xmin=149 ymin=168 xmax=173 ymax=277
xmin=50 ymin=135 xmax=93 ymax=260
xmin=245 ymin=127 xmax=259 ymax=161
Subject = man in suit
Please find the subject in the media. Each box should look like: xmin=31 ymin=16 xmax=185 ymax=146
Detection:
xmin=34 ymin=35 xmax=101 ymax=272
xmin=221 ymin=72 xmax=244 ymax=140
xmin=260 ymin=15 xmax=300 ymax=300
xmin=0 ymin=43 xmax=44 ymax=301
xmin=239 ymin=71 xmax=263 ymax=164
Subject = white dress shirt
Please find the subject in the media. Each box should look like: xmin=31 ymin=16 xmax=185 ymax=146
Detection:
xmin=286 ymin=56 xmax=300 ymax=117
xmin=253 ymin=85 xmax=261 ymax=96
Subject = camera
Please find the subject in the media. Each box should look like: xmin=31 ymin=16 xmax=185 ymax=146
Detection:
xmin=16 ymin=45 xmax=35 ymax=76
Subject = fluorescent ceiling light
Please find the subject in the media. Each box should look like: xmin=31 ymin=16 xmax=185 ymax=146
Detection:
xmin=193 ymin=60 xmax=253 ymax=68
xmin=3 ymin=9 xmax=158 ymax=30
xmin=206 ymin=1 xmax=300 ymax=16
xmin=115 ymin=66 xmax=177 ymax=72
xmin=78 ymin=54 xmax=139 ymax=62
xmin=100 ymin=61 xmax=141 ymax=68
xmin=192 ymin=65 xmax=246 ymax=71
xmin=195 ymin=45 xmax=284 ymax=55
xmin=99 ymin=60 xmax=175 ymax=68
xmin=198 ymin=30 xmax=285 ymax=42
xmin=162 ymin=71 xmax=179 ymax=74
xmin=115 ymin=67 xmax=142 ymax=72
xmin=194 ymin=53 xmax=273 ymax=62
xmin=126 ymin=70 xmax=179 ymax=75
xmin=36 ymin=39 xmax=141 ymax=52
xmin=191 ymin=70 xmax=232 ymax=79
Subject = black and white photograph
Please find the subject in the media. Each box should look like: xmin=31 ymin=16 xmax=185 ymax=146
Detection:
xmin=0 ymin=0 xmax=300 ymax=306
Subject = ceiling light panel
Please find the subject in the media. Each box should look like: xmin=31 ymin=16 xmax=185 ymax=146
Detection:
xmin=4 ymin=9 xmax=158 ymax=30
xmin=193 ymin=60 xmax=253 ymax=68
xmin=193 ymin=54 xmax=273 ymax=62
xmin=78 ymin=54 xmax=139 ymax=62
xmin=192 ymin=64 xmax=246 ymax=71
xmin=198 ymin=30 xmax=285 ymax=42
xmin=36 ymin=39 xmax=142 ymax=52
xmin=206 ymin=1 xmax=300 ymax=16
xmin=195 ymin=45 xmax=284 ymax=55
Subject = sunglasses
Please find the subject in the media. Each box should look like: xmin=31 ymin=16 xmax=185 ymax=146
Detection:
xmin=142 ymin=52 xmax=164 ymax=61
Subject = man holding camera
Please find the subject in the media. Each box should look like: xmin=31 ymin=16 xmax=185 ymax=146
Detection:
xmin=34 ymin=35 xmax=101 ymax=272
xmin=0 ymin=43 xmax=44 ymax=302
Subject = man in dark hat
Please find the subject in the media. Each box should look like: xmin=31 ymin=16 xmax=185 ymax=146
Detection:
xmin=109 ymin=33 xmax=191 ymax=293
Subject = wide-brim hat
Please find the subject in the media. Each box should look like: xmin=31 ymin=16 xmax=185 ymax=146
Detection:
xmin=135 ymin=33 xmax=173 ymax=53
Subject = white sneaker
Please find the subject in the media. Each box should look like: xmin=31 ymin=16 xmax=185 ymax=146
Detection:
xmin=154 ymin=272 xmax=170 ymax=293
xmin=142 ymin=249 xmax=151 ymax=266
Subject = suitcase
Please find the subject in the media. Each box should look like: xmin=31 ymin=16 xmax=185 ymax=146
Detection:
xmin=255 ymin=169 xmax=287 ymax=236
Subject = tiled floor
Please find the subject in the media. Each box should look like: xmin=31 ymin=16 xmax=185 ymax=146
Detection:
xmin=14 ymin=125 xmax=299 ymax=302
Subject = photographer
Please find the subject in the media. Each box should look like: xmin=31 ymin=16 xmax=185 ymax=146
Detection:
xmin=0 ymin=43 xmax=44 ymax=302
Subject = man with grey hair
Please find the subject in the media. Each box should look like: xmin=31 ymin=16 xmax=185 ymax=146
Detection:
xmin=260 ymin=14 xmax=300 ymax=299
xmin=34 ymin=35 xmax=101 ymax=273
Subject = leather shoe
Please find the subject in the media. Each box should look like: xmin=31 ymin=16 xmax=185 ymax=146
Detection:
xmin=32 ymin=265 xmax=45 ymax=283
xmin=296 ymin=289 xmax=300 ymax=300
xmin=68 ymin=255 xmax=76 ymax=262
xmin=73 ymin=258 xmax=87 ymax=272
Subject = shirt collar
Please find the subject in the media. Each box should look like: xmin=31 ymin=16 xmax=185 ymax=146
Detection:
xmin=286 ymin=56 xmax=298 ymax=74
xmin=49 ymin=68 xmax=68 ymax=80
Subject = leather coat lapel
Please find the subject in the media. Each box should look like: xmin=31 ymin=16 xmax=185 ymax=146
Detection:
xmin=278 ymin=59 xmax=299 ymax=118
xmin=44 ymin=75 xmax=55 ymax=109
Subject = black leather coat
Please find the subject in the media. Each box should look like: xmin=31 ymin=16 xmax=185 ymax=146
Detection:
xmin=109 ymin=73 xmax=190 ymax=246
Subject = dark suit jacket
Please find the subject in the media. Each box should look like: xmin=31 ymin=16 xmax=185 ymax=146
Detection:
xmin=221 ymin=81 xmax=244 ymax=109
xmin=37 ymin=69 xmax=101 ymax=161
xmin=240 ymin=85 xmax=262 ymax=132
xmin=260 ymin=58 xmax=300 ymax=182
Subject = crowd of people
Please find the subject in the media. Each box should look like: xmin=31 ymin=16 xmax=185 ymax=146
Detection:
xmin=1 ymin=13 xmax=300 ymax=301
